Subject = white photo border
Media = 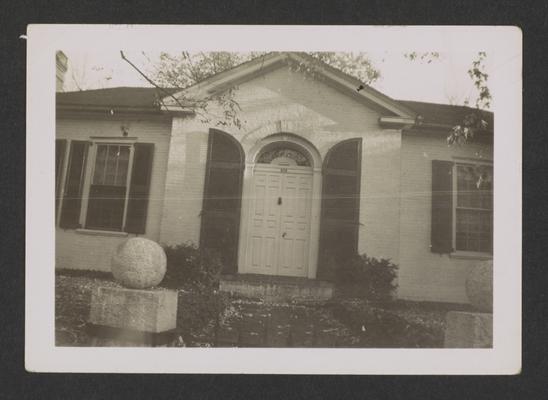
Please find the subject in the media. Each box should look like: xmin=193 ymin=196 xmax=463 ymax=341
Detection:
xmin=26 ymin=24 xmax=522 ymax=374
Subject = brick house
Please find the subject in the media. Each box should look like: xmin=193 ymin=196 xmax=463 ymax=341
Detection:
xmin=55 ymin=52 xmax=493 ymax=304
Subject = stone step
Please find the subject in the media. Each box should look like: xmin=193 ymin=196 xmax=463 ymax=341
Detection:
xmin=219 ymin=274 xmax=334 ymax=303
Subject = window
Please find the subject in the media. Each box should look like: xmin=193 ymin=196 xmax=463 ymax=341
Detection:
xmin=58 ymin=140 xmax=154 ymax=234
xmin=454 ymin=163 xmax=493 ymax=253
xmin=257 ymin=146 xmax=311 ymax=166
xmin=86 ymin=144 xmax=131 ymax=231
xmin=431 ymin=160 xmax=493 ymax=255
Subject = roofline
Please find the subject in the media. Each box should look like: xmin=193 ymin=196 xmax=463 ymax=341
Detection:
xmin=56 ymin=104 xmax=184 ymax=118
xmin=162 ymin=52 xmax=416 ymax=119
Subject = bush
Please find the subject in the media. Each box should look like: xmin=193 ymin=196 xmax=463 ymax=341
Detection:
xmin=334 ymin=253 xmax=399 ymax=301
xmin=162 ymin=243 xmax=223 ymax=291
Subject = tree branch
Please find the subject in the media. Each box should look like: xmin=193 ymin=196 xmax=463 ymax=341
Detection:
xmin=119 ymin=50 xmax=191 ymax=112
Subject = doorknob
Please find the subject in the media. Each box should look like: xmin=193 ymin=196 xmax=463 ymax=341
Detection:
xmin=278 ymin=197 xmax=282 ymax=205
xmin=282 ymin=232 xmax=287 ymax=238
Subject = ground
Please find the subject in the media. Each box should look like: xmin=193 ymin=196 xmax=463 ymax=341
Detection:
xmin=55 ymin=272 xmax=456 ymax=348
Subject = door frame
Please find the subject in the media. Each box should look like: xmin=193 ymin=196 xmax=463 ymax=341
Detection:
xmin=237 ymin=133 xmax=323 ymax=279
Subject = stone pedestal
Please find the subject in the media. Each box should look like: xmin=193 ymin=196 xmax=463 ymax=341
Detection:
xmin=88 ymin=286 xmax=178 ymax=347
xmin=444 ymin=311 xmax=493 ymax=348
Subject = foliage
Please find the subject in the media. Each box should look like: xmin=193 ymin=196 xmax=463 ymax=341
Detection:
xmin=152 ymin=51 xmax=261 ymax=89
xmin=326 ymin=253 xmax=399 ymax=301
xmin=161 ymin=243 xmax=238 ymax=346
xmin=404 ymin=52 xmax=440 ymax=63
xmin=151 ymin=51 xmax=381 ymax=89
xmin=162 ymin=243 xmax=223 ymax=291
xmin=305 ymin=52 xmax=380 ymax=84
xmin=447 ymin=51 xmax=492 ymax=145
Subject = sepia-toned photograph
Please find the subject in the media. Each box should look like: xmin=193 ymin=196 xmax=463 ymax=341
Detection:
xmin=27 ymin=25 xmax=521 ymax=373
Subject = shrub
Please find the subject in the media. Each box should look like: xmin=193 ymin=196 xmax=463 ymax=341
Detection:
xmin=162 ymin=243 xmax=223 ymax=291
xmin=335 ymin=253 xmax=398 ymax=301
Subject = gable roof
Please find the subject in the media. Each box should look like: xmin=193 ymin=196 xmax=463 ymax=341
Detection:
xmin=161 ymin=52 xmax=418 ymax=119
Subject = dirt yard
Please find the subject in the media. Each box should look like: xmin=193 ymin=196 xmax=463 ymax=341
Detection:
xmin=55 ymin=272 xmax=451 ymax=348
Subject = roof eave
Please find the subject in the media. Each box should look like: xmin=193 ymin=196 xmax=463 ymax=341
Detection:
xmin=56 ymin=104 xmax=180 ymax=117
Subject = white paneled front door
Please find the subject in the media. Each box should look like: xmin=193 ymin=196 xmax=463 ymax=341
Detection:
xmin=246 ymin=164 xmax=313 ymax=277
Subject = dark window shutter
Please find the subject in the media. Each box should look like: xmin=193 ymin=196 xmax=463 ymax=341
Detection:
xmin=55 ymin=139 xmax=67 ymax=216
xmin=59 ymin=140 xmax=89 ymax=228
xmin=431 ymin=160 xmax=454 ymax=253
xmin=125 ymin=143 xmax=155 ymax=234
xmin=318 ymin=138 xmax=362 ymax=278
xmin=200 ymin=129 xmax=244 ymax=274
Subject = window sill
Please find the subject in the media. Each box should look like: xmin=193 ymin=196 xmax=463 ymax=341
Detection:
xmin=75 ymin=228 xmax=128 ymax=238
xmin=450 ymin=251 xmax=493 ymax=261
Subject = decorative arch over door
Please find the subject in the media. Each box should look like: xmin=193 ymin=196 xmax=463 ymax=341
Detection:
xmin=200 ymin=128 xmax=245 ymax=273
xmin=318 ymin=138 xmax=362 ymax=279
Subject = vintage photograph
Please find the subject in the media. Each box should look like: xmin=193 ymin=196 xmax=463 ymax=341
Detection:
xmin=54 ymin=48 xmax=495 ymax=349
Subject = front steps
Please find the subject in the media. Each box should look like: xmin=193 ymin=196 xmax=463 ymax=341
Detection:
xmin=219 ymin=274 xmax=334 ymax=303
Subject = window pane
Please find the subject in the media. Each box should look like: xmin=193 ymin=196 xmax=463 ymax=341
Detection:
xmin=93 ymin=144 xmax=130 ymax=187
xmin=105 ymin=145 xmax=119 ymax=185
xmin=457 ymin=164 xmax=493 ymax=209
xmin=257 ymin=147 xmax=310 ymax=166
xmin=115 ymin=146 xmax=130 ymax=186
xmin=86 ymin=185 xmax=126 ymax=231
xmin=93 ymin=145 xmax=108 ymax=185
xmin=456 ymin=209 xmax=492 ymax=252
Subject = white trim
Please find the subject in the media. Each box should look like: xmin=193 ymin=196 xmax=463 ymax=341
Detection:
xmin=75 ymin=228 xmax=129 ymax=238
xmin=450 ymin=251 xmax=493 ymax=261
xmin=121 ymin=146 xmax=135 ymax=231
xmin=379 ymin=116 xmax=416 ymax=129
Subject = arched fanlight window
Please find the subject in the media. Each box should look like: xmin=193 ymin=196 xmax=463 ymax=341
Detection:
xmin=200 ymin=129 xmax=244 ymax=273
xmin=256 ymin=143 xmax=311 ymax=167
xmin=318 ymin=138 xmax=362 ymax=279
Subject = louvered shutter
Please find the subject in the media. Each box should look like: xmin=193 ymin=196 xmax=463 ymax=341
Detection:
xmin=200 ymin=129 xmax=244 ymax=273
xmin=431 ymin=160 xmax=454 ymax=253
xmin=318 ymin=139 xmax=362 ymax=278
xmin=59 ymin=140 xmax=89 ymax=228
xmin=125 ymin=143 xmax=155 ymax=234
xmin=55 ymin=139 xmax=67 ymax=217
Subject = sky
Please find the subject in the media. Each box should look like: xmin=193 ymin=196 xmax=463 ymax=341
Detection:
xmin=61 ymin=50 xmax=491 ymax=106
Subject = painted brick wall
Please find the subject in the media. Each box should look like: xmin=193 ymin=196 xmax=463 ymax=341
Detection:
xmin=398 ymin=131 xmax=493 ymax=303
xmin=159 ymin=66 xmax=402 ymax=265
xmin=55 ymin=115 xmax=172 ymax=271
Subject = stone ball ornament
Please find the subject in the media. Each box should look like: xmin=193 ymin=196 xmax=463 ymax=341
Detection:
xmin=111 ymin=238 xmax=167 ymax=289
xmin=465 ymin=259 xmax=493 ymax=313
